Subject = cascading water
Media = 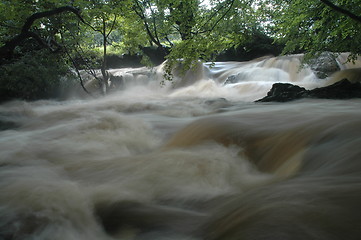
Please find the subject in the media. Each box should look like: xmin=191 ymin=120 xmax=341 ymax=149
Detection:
xmin=1 ymin=54 xmax=361 ymax=240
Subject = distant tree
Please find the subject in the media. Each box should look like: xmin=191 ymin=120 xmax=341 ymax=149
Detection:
xmin=0 ymin=0 xmax=283 ymax=100
xmin=131 ymin=0 xmax=260 ymax=79
xmin=80 ymin=1 xmax=121 ymax=95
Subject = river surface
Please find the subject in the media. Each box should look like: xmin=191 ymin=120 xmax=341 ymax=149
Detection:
xmin=1 ymin=54 xmax=361 ymax=240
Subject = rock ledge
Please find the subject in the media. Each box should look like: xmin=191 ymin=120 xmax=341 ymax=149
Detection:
xmin=256 ymin=79 xmax=361 ymax=102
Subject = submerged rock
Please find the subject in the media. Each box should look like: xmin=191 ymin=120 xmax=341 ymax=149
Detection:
xmin=204 ymin=98 xmax=231 ymax=109
xmin=0 ymin=120 xmax=18 ymax=130
xmin=256 ymin=79 xmax=361 ymax=102
xmin=224 ymin=75 xmax=238 ymax=85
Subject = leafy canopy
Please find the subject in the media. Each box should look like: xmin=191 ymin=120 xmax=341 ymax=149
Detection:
xmin=261 ymin=0 xmax=361 ymax=61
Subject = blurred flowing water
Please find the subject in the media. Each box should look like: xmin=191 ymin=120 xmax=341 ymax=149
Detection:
xmin=1 ymin=54 xmax=361 ymax=240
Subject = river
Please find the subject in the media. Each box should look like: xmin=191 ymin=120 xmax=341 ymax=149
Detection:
xmin=1 ymin=54 xmax=361 ymax=240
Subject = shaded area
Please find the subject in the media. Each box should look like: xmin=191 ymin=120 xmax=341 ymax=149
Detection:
xmin=95 ymin=200 xmax=206 ymax=237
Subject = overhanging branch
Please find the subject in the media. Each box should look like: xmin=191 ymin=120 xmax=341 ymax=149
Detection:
xmin=21 ymin=6 xmax=86 ymax=34
xmin=196 ymin=0 xmax=235 ymax=35
xmin=319 ymin=0 xmax=361 ymax=23
xmin=0 ymin=6 xmax=85 ymax=61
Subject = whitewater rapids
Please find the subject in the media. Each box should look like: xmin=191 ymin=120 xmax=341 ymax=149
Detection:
xmin=1 ymin=54 xmax=361 ymax=240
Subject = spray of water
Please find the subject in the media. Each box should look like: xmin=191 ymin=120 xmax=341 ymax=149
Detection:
xmin=1 ymin=54 xmax=361 ymax=240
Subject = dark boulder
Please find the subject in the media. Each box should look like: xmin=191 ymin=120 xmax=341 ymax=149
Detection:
xmin=256 ymin=83 xmax=308 ymax=102
xmin=308 ymin=79 xmax=361 ymax=99
xmin=256 ymin=79 xmax=361 ymax=102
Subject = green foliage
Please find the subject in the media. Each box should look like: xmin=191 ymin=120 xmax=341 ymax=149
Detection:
xmin=0 ymin=0 xmax=86 ymax=101
xmin=0 ymin=49 xmax=76 ymax=101
xmin=0 ymin=0 xmax=37 ymax=44
xmin=136 ymin=0 xmax=261 ymax=78
xmin=4 ymin=0 xmax=359 ymax=98
xmin=263 ymin=0 xmax=361 ymax=60
xmin=164 ymin=34 xmax=232 ymax=81
xmin=116 ymin=13 xmax=148 ymax=54
xmin=0 ymin=0 xmax=277 ymax=93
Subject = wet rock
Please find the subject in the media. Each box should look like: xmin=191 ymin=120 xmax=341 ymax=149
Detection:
xmin=224 ymin=75 xmax=238 ymax=85
xmin=308 ymin=79 xmax=361 ymax=99
xmin=109 ymin=75 xmax=124 ymax=90
xmin=0 ymin=120 xmax=18 ymax=130
xmin=255 ymin=83 xmax=307 ymax=102
xmin=95 ymin=201 xmax=205 ymax=236
xmin=309 ymin=52 xmax=340 ymax=79
xmin=256 ymin=79 xmax=361 ymax=102
xmin=204 ymin=98 xmax=231 ymax=109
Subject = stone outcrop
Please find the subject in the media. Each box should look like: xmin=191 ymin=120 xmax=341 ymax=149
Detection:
xmin=308 ymin=52 xmax=341 ymax=79
xmin=256 ymin=79 xmax=361 ymax=102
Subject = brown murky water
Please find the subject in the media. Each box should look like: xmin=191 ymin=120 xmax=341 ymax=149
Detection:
xmin=1 ymin=54 xmax=361 ymax=240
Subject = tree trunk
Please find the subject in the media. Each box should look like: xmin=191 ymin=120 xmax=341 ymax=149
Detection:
xmin=100 ymin=18 xmax=109 ymax=95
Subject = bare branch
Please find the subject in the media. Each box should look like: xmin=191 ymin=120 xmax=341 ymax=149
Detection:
xmin=133 ymin=0 xmax=162 ymax=48
xmin=66 ymin=31 xmax=102 ymax=84
xmin=63 ymin=46 xmax=93 ymax=96
xmin=82 ymin=19 xmax=103 ymax=33
xmin=146 ymin=0 xmax=161 ymax=45
xmin=197 ymin=0 xmax=235 ymax=35
xmin=106 ymin=14 xmax=117 ymax=38
xmin=164 ymin=36 xmax=174 ymax=47
xmin=21 ymin=6 xmax=85 ymax=34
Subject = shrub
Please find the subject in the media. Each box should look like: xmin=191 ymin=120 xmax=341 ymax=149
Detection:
xmin=0 ymin=50 xmax=77 ymax=102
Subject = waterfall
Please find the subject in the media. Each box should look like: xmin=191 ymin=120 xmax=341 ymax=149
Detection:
xmin=1 ymin=53 xmax=361 ymax=240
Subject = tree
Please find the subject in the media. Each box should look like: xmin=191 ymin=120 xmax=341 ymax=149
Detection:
xmin=80 ymin=1 xmax=120 ymax=95
xmin=131 ymin=0 xmax=260 ymax=79
xmin=0 ymin=6 xmax=84 ymax=61
xmin=68 ymin=0 xmax=141 ymax=95
xmin=0 ymin=0 xmax=282 ymax=100
xmin=262 ymin=0 xmax=361 ymax=61
xmin=0 ymin=1 xmax=89 ymax=101
xmin=319 ymin=0 xmax=361 ymax=24
xmin=0 ymin=0 xmax=134 ymax=97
